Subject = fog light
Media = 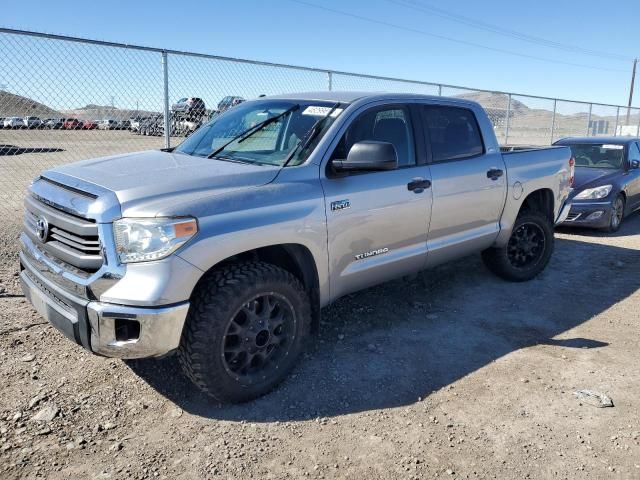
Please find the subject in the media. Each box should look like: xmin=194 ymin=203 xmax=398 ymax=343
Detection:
xmin=585 ymin=211 xmax=604 ymax=220
xmin=114 ymin=318 xmax=140 ymax=342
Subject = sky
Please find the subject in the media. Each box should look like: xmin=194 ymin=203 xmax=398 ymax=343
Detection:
xmin=2 ymin=0 xmax=639 ymax=110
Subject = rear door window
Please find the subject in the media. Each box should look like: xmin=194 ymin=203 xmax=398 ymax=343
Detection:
xmin=421 ymin=106 xmax=484 ymax=162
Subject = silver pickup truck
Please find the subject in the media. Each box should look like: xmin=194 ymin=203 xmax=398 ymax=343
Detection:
xmin=20 ymin=92 xmax=573 ymax=402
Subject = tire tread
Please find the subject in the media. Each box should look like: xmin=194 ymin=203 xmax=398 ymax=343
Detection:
xmin=178 ymin=261 xmax=311 ymax=403
xmin=482 ymin=210 xmax=554 ymax=282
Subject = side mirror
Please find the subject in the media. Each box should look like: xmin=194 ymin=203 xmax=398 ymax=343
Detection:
xmin=332 ymin=141 xmax=398 ymax=172
xmin=631 ymin=160 xmax=640 ymax=169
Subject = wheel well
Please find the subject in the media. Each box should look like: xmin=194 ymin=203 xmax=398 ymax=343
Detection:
xmin=206 ymin=244 xmax=321 ymax=332
xmin=519 ymin=189 xmax=554 ymax=222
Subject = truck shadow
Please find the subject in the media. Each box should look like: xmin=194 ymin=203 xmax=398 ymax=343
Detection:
xmin=127 ymin=215 xmax=639 ymax=422
xmin=0 ymin=144 xmax=65 ymax=156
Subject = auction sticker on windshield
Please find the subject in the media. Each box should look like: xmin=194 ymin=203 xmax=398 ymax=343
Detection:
xmin=302 ymin=106 xmax=343 ymax=117
xmin=602 ymin=144 xmax=624 ymax=149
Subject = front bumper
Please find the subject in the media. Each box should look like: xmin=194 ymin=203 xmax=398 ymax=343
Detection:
xmin=20 ymin=247 xmax=190 ymax=359
xmin=555 ymin=201 xmax=572 ymax=225
xmin=561 ymin=201 xmax=613 ymax=229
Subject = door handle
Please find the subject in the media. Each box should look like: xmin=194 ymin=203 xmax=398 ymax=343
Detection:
xmin=487 ymin=168 xmax=504 ymax=180
xmin=407 ymin=178 xmax=432 ymax=192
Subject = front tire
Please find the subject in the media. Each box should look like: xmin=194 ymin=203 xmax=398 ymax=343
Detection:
xmin=178 ymin=262 xmax=311 ymax=403
xmin=482 ymin=211 xmax=554 ymax=282
xmin=604 ymin=194 xmax=625 ymax=233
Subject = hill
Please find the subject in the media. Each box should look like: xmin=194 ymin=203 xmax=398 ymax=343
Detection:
xmin=0 ymin=90 xmax=61 ymax=117
xmin=62 ymin=104 xmax=160 ymax=121
xmin=454 ymin=91 xmax=530 ymax=114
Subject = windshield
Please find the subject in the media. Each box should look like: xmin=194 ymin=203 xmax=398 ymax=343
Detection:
xmin=175 ymin=99 xmax=344 ymax=167
xmin=567 ymin=144 xmax=625 ymax=169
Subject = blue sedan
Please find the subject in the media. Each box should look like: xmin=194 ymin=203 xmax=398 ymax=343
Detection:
xmin=554 ymin=137 xmax=640 ymax=232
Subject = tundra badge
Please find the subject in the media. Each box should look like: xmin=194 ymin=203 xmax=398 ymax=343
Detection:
xmin=355 ymin=247 xmax=389 ymax=260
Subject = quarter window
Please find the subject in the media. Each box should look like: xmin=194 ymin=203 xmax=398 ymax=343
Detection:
xmin=422 ymin=106 xmax=484 ymax=162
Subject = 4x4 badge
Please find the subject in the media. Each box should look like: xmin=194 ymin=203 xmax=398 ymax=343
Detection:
xmin=331 ymin=199 xmax=350 ymax=211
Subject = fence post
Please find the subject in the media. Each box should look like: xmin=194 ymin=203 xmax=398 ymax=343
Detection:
xmin=327 ymin=71 xmax=333 ymax=91
xmin=161 ymin=51 xmax=170 ymax=149
xmin=585 ymin=104 xmax=592 ymax=136
xmin=550 ymin=99 xmax=557 ymax=144
xmin=438 ymin=84 xmax=442 ymax=96
xmin=504 ymin=94 xmax=512 ymax=145
xmin=613 ymin=106 xmax=620 ymax=136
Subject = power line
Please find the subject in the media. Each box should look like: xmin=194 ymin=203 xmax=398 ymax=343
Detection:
xmin=388 ymin=0 xmax=632 ymax=62
xmin=287 ymin=0 xmax=628 ymax=73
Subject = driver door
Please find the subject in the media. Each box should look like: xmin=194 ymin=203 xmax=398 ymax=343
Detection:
xmin=321 ymin=103 xmax=432 ymax=301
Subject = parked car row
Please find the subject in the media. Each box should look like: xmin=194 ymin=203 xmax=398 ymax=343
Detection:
xmin=0 ymin=116 xmax=134 ymax=130
xmin=1 ymin=116 xmax=45 ymax=129
xmin=1 ymin=114 xmax=197 ymax=135
xmin=133 ymin=116 xmax=203 ymax=137
xmin=1 ymin=96 xmax=247 ymax=132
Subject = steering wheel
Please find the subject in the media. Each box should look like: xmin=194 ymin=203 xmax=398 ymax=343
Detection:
xmin=575 ymin=154 xmax=592 ymax=166
xmin=595 ymin=159 xmax=612 ymax=165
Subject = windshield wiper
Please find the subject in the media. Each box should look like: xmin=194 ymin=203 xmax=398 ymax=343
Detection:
xmin=213 ymin=155 xmax=272 ymax=166
xmin=213 ymin=155 xmax=254 ymax=165
xmin=207 ymin=104 xmax=300 ymax=159
xmin=282 ymin=103 xmax=341 ymax=168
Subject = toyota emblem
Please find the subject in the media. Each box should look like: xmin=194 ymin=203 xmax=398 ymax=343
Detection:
xmin=35 ymin=217 xmax=49 ymax=242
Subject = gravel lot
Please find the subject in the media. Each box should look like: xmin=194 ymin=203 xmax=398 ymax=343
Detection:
xmin=0 ymin=132 xmax=639 ymax=479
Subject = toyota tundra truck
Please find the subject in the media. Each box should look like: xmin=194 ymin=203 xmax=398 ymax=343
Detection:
xmin=19 ymin=92 xmax=573 ymax=403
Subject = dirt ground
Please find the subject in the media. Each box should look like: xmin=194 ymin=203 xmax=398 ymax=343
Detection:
xmin=0 ymin=206 xmax=639 ymax=479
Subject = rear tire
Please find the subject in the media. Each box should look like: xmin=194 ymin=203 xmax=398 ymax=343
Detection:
xmin=482 ymin=211 xmax=554 ymax=282
xmin=178 ymin=262 xmax=311 ymax=403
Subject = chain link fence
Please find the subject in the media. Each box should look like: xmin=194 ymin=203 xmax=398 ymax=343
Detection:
xmin=1 ymin=27 xmax=640 ymax=251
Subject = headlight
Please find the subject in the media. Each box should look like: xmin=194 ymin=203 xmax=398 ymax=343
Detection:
xmin=574 ymin=185 xmax=612 ymax=200
xmin=113 ymin=217 xmax=198 ymax=264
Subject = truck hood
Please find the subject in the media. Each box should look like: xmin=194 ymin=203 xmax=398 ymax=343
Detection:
xmin=51 ymin=150 xmax=281 ymax=216
xmin=573 ymin=167 xmax=621 ymax=190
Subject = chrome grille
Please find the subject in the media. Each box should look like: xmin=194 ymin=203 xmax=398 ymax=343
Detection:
xmin=23 ymin=195 xmax=103 ymax=272
xmin=565 ymin=212 xmax=582 ymax=221
xmin=49 ymin=227 xmax=101 ymax=253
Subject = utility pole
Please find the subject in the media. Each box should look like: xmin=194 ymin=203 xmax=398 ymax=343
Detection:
xmin=626 ymin=58 xmax=637 ymax=125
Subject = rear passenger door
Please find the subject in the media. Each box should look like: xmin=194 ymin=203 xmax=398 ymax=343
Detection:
xmin=419 ymin=104 xmax=507 ymax=267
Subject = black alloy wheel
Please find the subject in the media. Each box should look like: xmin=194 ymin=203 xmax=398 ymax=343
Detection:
xmin=222 ymin=293 xmax=296 ymax=383
xmin=506 ymin=222 xmax=546 ymax=270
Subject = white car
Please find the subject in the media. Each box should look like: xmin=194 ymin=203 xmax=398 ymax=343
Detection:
xmin=98 ymin=119 xmax=118 ymax=130
xmin=4 ymin=117 xmax=25 ymax=129
xmin=129 ymin=117 xmax=148 ymax=132
xmin=23 ymin=116 xmax=42 ymax=129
